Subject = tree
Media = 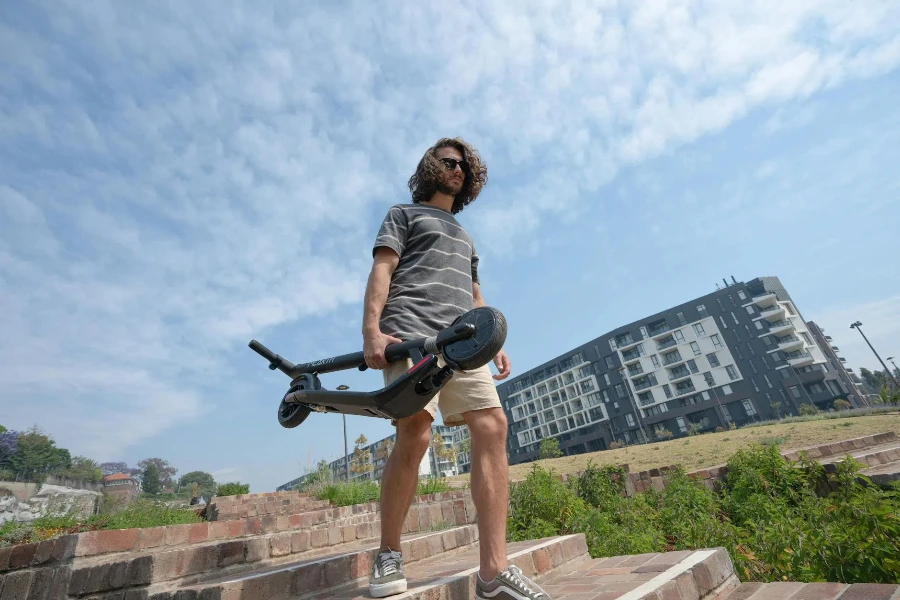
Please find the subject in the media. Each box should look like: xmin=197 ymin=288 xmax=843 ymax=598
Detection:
xmin=375 ymin=439 xmax=394 ymax=464
xmin=430 ymin=433 xmax=457 ymax=475
xmin=100 ymin=462 xmax=128 ymax=476
xmin=178 ymin=471 xmax=217 ymax=499
xmin=142 ymin=462 xmax=162 ymax=495
xmin=538 ymin=437 xmax=563 ymax=459
xmin=6 ymin=426 xmax=71 ymax=481
xmin=137 ymin=458 xmax=177 ymax=489
xmin=770 ymin=402 xmax=783 ymax=420
xmin=0 ymin=429 xmax=18 ymax=469
xmin=58 ymin=456 xmax=103 ymax=483
xmin=350 ymin=434 xmax=372 ymax=476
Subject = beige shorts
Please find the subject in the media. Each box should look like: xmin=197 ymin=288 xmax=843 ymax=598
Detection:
xmin=382 ymin=357 xmax=503 ymax=427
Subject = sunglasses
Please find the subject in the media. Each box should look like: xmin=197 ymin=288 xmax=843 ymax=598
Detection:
xmin=439 ymin=157 xmax=468 ymax=172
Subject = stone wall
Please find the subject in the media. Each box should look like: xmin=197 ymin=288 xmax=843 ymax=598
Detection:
xmin=0 ymin=484 xmax=100 ymax=525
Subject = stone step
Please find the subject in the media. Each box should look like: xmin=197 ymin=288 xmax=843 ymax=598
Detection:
xmin=301 ymin=534 xmax=590 ymax=600
xmin=152 ymin=524 xmax=489 ymax=599
xmin=541 ymin=547 xmax=738 ymax=600
xmin=724 ymin=581 xmax=900 ymax=599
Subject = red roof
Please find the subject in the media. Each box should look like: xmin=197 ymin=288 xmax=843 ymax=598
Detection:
xmin=103 ymin=473 xmax=134 ymax=482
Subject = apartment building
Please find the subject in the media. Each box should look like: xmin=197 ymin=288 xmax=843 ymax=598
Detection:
xmin=277 ymin=424 xmax=464 ymax=491
xmin=499 ymin=276 xmax=859 ymax=465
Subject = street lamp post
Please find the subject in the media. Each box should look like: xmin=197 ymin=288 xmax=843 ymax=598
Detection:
xmin=337 ymin=385 xmax=350 ymax=481
xmin=850 ymin=322 xmax=900 ymax=389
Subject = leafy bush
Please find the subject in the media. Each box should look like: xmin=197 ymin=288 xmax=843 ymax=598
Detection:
xmin=216 ymin=482 xmax=250 ymax=496
xmin=416 ymin=477 xmax=451 ymax=496
xmin=538 ymin=437 xmax=563 ymax=459
xmin=507 ymin=443 xmax=900 ymax=585
xmin=318 ymin=480 xmax=380 ymax=506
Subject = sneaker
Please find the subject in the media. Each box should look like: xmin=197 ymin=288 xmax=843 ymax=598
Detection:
xmin=476 ymin=565 xmax=550 ymax=600
xmin=369 ymin=548 xmax=407 ymax=598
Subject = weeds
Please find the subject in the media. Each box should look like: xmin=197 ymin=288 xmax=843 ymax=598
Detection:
xmin=507 ymin=443 xmax=900 ymax=585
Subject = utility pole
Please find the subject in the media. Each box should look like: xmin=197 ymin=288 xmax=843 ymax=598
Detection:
xmin=337 ymin=385 xmax=350 ymax=481
xmin=850 ymin=322 xmax=900 ymax=388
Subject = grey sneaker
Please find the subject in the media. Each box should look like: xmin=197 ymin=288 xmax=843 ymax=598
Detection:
xmin=369 ymin=548 xmax=407 ymax=597
xmin=476 ymin=565 xmax=550 ymax=600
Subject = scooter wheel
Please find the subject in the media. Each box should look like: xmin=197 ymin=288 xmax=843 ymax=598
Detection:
xmin=444 ymin=306 xmax=507 ymax=371
xmin=278 ymin=400 xmax=311 ymax=428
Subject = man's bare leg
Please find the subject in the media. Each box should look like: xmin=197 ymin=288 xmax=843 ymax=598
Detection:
xmin=379 ymin=410 xmax=433 ymax=550
xmin=463 ymin=407 xmax=510 ymax=581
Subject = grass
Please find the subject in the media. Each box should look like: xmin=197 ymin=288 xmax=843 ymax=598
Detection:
xmin=451 ymin=409 xmax=900 ymax=483
xmin=0 ymin=498 xmax=203 ymax=547
xmin=303 ymin=477 xmax=453 ymax=507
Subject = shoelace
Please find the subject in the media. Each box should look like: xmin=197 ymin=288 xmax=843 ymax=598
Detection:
xmin=501 ymin=565 xmax=544 ymax=599
xmin=378 ymin=550 xmax=402 ymax=576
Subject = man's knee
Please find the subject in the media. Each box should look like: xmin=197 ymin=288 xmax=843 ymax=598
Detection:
xmin=396 ymin=411 xmax=433 ymax=455
xmin=467 ymin=408 xmax=508 ymax=441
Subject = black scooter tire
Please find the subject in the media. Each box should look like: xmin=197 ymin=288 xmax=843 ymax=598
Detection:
xmin=444 ymin=306 xmax=507 ymax=371
xmin=278 ymin=400 xmax=311 ymax=428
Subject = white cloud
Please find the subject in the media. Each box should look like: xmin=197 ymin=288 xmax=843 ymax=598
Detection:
xmin=1 ymin=1 xmax=898 ymax=467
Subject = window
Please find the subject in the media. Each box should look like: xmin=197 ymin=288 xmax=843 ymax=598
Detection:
xmin=697 ymin=304 xmax=708 ymax=318
xmin=711 ymin=334 xmax=723 ymax=349
xmin=674 ymin=330 xmax=686 ymax=343
xmin=750 ymin=377 xmax=759 ymax=392
xmin=722 ymin=403 xmax=733 ymax=421
xmin=763 ymin=336 xmax=773 ymax=346
xmin=606 ymin=356 xmax=616 ymax=369
xmin=677 ymin=312 xmax=687 ymax=325
xmin=742 ymin=398 xmax=757 ymax=416
xmin=735 ymin=345 xmax=743 ymax=359
xmin=801 ymin=332 xmax=812 ymax=345
xmin=601 ymin=389 xmax=610 ymax=402
xmin=651 ymin=355 xmax=660 ymax=368
xmin=738 ymin=290 xmax=747 ymax=300
xmin=707 ymin=352 xmax=720 ymax=368
xmin=609 ymin=339 xmax=617 ymax=351
xmin=676 ymin=417 xmax=687 ymax=433
xmin=690 ymin=341 xmax=702 ymax=356
xmin=771 ymin=351 xmax=781 ymax=361
xmin=613 ymin=401 xmax=619 ymax=409
xmin=731 ymin=312 xmax=739 ymax=324
xmin=760 ymin=355 xmax=769 ymax=368
xmin=780 ymin=369 xmax=791 ymax=380
xmin=640 ymin=326 xmax=648 ymax=338
xmin=693 ymin=323 xmax=706 ymax=336
xmin=687 ymin=359 xmax=699 ymax=374
xmin=625 ymin=413 xmax=635 ymax=427
xmin=755 ymin=321 xmax=764 ymax=330
xmin=789 ymin=386 xmax=801 ymax=399
xmin=721 ymin=384 xmax=732 ymax=395
xmin=745 ymin=305 xmax=755 ymax=315
xmin=726 ymin=365 xmax=739 ymax=380
xmin=703 ymin=371 xmax=716 ymax=386
xmin=604 ymin=374 xmax=611 ymax=386
xmin=719 ymin=316 xmax=729 ymax=329
xmin=663 ymin=384 xmax=672 ymax=399
xmin=763 ymin=374 xmax=772 ymax=388
xmin=747 ymin=343 xmax=756 ymax=356
xmin=615 ymin=383 xmax=625 ymax=398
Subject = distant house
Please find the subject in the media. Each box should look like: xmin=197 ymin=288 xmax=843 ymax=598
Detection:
xmin=102 ymin=473 xmax=141 ymax=504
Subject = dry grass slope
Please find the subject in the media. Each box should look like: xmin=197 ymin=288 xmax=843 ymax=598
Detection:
xmin=451 ymin=412 xmax=900 ymax=483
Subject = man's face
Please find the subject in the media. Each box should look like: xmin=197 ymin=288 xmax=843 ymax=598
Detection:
xmin=434 ymin=146 xmax=466 ymax=196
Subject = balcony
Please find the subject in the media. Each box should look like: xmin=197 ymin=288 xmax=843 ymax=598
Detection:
xmin=633 ymin=374 xmax=658 ymax=392
xmin=648 ymin=324 xmax=673 ymax=339
xmin=662 ymin=350 xmax=684 ymax=367
xmin=776 ymin=336 xmax=804 ymax=352
xmin=621 ymin=347 xmax=644 ymax=364
xmin=751 ymin=292 xmax=778 ymax=308
xmin=657 ymin=336 xmax=678 ymax=351
xmin=674 ymin=382 xmax=697 ymax=397
xmin=757 ymin=304 xmax=787 ymax=322
xmin=768 ymin=319 xmax=795 ymax=336
xmin=615 ymin=333 xmax=641 ymax=351
xmin=668 ymin=368 xmax=692 ymax=382
xmin=787 ymin=350 xmax=814 ymax=368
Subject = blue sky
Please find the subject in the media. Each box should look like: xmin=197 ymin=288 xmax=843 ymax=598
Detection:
xmin=2 ymin=1 xmax=899 ymax=493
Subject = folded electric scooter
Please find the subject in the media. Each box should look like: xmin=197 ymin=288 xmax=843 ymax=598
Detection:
xmin=248 ymin=306 xmax=507 ymax=428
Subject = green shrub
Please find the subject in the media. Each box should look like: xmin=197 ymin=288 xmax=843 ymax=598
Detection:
xmin=416 ymin=477 xmax=451 ymax=496
xmin=507 ymin=464 xmax=588 ymax=541
xmin=215 ymin=482 xmax=250 ymax=496
xmin=318 ymin=480 xmax=380 ymax=507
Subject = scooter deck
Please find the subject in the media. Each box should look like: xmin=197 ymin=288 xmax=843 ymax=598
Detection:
xmin=284 ymin=355 xmax=452 ymax=421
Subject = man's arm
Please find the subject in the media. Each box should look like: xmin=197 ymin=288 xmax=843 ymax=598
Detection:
xmin=473 ymin=282 xmax=511 ymax=380
xmin=362 ymin=247 xmax=402 ymax=369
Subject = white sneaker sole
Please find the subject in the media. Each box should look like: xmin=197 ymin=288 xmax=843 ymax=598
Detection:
xmin=369 ymin=578 xmax=408 ymax=598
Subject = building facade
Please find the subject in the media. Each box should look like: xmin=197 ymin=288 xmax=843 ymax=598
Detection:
xmin=277 ymin=424 xmax=466 ymax=491
xmin=499 ymin=276 xmax=859 ymax=465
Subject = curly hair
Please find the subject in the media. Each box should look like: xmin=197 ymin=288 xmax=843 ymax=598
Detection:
xmin=408 ymin=137 xmax=488 ymax=214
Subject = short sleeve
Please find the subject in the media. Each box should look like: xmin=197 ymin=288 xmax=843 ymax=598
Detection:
xmin=373 ymin=206 xmax=408 ymax=257
xmin=471 ymin=247 xmax=480 ymax=284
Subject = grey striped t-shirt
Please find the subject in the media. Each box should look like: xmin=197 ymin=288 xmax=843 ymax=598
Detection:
xmin=373 ymin=203 xmax=480 ymax=340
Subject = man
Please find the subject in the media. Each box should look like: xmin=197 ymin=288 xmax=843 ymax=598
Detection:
xmin=361 ymin=138 xmax=550 ymax=600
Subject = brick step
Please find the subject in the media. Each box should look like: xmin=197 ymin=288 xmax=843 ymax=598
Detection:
xmin=724 ymin=581 xmax=900 ymax=599
xmin=818 ymin=443 xmax=900 ymax=469
xmin=301 ymin=533 xmax=589 ymax=600
xmin=541 ymin=547 xmax=738 ymax=600
xmin=148 ymin=524 xmax=487 ymax=600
